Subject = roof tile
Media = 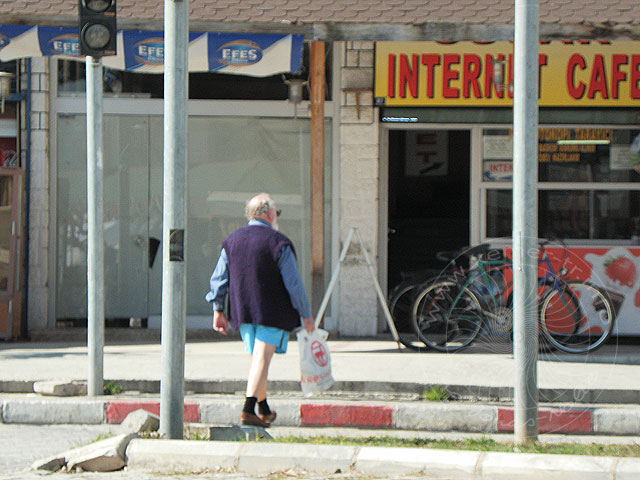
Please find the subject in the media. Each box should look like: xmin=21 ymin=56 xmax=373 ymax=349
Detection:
xmin=0 ymin=0 xmax=638 ymax=28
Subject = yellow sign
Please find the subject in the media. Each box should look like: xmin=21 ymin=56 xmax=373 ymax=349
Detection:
xmin=375 ymin=41 xmax=640 ymax=107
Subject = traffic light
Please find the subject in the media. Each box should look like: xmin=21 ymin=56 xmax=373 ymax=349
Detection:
xmin=78 ymin=0 xmax=117 ymax=57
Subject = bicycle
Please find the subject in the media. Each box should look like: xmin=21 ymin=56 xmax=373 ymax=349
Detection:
xmin=409 ymin=240 xmax=615 ymax=354
xmin=387 ymin=245 xmax=489 ymax=352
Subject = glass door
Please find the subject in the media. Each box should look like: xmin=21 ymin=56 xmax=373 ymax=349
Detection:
xmin=56 ymin=115 xmax=151 ymax=320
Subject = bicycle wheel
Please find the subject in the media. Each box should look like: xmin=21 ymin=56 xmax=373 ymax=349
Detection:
xmin=411 ymin=279 xmax=484 ymax=352
xmin=539 ymin=280 xmax=614 ymax=353
xmin=388 ymin=280 xmax=420 ymax=333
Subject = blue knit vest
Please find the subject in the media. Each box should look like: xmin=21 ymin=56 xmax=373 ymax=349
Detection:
xmin=222 ymin=225 xmax=300 ymax=331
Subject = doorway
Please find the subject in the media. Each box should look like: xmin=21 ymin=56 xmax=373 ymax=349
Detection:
xmin=387 ymin=128 xmax=471 ymax=290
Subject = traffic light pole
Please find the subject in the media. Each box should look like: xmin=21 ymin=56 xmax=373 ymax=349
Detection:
xmin=159 ymin=0 xmax=189 ymax=439
xmin=86 ymin=55 xmax=104 ymax=397
xmin=512 ymin=0 xmax=540 ymax=444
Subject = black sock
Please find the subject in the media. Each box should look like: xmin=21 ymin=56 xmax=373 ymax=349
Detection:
xmin=258 ymin=399 xmax=271 ymax=415
xmin=243 ymin=396 xmax=257 ymax=414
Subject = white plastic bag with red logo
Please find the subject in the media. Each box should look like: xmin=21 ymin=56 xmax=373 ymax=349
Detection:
xmin=297 ymin=327 xmax=335 ymax=397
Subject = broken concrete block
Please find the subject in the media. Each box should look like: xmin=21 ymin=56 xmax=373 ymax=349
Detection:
xmin=33 ymin=381 xmax=87 ymax=397
xmin=65 ymin=433 xmax=138 ymax=472
xmin=31 ymin=454 xmax=65 ymax=472
xmin=184 ymin=423 xmax=272 ymax=441
xmin=120 ymin=409 xmax=160 ymax=433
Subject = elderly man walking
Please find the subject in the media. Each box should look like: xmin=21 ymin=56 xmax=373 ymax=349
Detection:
xmin=206 ymin=193 xmax=315 ymax=427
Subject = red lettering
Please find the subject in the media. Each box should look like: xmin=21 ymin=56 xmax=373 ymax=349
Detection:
xmin=567 ymin=54 xmax=586 ymax=99
xmin=611 ymin=54 xmax=628 ymax=99
xmin=587 ymin=54 xmax=609 ymax=99
xmin=399 ymin=54 xmax=419 ymax=98
xmin=442 ymin=54 xmax=460 ymax=98
xmin=387 ymin=54 xmax=395 ymax=98
xmin=421 ymin=54 xmax=440 ymax=98
xmin=538 ymin=54 xmax=548 ymax=99
xmin=462 ymin=54 xmax=482 ymax=98
xmin=631 ymin=55 xmax=640 ymax=99
xmin=484 ymin=54 xmax=505 ymax=99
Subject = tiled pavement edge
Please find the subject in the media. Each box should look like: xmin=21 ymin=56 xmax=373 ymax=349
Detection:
xmin=3 ymin=396 xmax=640 ymax=435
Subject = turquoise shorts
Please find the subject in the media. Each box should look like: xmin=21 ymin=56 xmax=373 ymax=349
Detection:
xmin=239 ymin=323 xmax=289 ymax=354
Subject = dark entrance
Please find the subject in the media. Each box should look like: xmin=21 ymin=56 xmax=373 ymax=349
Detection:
xmin=387 ymin=129 xmax=471 ymax=290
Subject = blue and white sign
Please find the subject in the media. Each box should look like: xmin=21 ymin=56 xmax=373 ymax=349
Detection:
xmin=0 ymin=25 xmax=303 ymax=77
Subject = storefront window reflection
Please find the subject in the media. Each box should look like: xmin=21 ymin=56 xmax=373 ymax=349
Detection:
xmin=483 ymin=127 xmax=640 ymax=241
xmin=487 ymin=190 xmax=640 ymax=240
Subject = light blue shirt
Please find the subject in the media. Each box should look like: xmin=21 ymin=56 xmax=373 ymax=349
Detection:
xmin=205 ymin=219 xmax=312 ymax=319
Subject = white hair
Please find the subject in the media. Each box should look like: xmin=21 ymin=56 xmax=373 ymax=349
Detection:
xmin=245 ymin=193 xmax=275 ymax=220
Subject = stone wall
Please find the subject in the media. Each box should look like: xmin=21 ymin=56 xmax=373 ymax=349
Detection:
xmin=338 ymin=41 xmax=379 ymax=336
xmin=21 ymin=57 xmax=50 ymax=331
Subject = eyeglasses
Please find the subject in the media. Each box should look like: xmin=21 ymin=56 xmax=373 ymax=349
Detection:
xmin=276 ymin=209 xmax=282 ymax=217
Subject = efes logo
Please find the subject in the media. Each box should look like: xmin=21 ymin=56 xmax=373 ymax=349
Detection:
xmin=133 ymin=38 xmax=164 ymax=65
xmin=0 ymin=34 xmax=10 ymax=50
xmin=48 ymin=34 xmax=80 ymax=56
xmin=216 ymin=40 xmax=263 ymax=66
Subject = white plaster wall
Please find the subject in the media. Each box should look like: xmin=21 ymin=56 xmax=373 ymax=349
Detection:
xmin=21 ymin=57 xmax=49 ymax=331
xmin=338 ymin=41 xmax=380 ymax=336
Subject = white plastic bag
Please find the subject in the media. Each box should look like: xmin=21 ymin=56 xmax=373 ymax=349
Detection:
xmin=297 ymin=327 xmax=335 ymax=397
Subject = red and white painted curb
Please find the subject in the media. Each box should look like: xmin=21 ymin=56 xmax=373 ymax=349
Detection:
xmin=97 ymin=399 xmax=637 ymax=435
xmin=2 ymin=397 xmax=638 ymax=435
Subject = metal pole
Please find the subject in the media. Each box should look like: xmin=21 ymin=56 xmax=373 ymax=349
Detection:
xmin=86 ymin=55 xmax=104 ymax=397
xmin=159 ymin=0 xmax=189 ymax=439
xmin=513 ymin=0 xmax=539 ymax=443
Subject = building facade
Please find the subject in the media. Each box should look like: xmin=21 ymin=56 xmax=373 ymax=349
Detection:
xmin=1 ymin=1 xmax=640 ymax=339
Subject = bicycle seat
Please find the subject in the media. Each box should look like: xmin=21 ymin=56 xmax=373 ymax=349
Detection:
xmin=458 ymin=243 xmax=491 ymax=258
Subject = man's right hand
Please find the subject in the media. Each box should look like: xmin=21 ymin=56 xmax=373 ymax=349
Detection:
xmin=213 ymin=311 xmax=228 ymax=335
xmin=302 ymin=317 xmax=315 ymax=333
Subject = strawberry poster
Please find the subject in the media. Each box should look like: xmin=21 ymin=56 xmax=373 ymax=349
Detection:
xmin=583 ymin=247 xmax=640 ymax=335
xmin=503 ymin=246 xmax=640 ymax=335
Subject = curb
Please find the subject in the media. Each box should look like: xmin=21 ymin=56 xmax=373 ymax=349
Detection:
xmin=3 ymin=397 xmax=640 ymax=435
xmin=124 ymin=438 xmax=640 ymax=479
xmin=4 ymin=379 xmax=640 ymax=404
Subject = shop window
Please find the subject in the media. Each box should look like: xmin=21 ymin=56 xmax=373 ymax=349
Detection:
xmin=483 ymin=127 xmax=640 ymax=241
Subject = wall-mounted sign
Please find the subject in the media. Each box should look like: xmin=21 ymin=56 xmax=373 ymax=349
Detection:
xmin=375 ymin=41 xmax=640 ymax=107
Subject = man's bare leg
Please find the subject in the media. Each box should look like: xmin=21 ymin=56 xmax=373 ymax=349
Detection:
xmin=246 ymin=339 xmax=276 ymax=400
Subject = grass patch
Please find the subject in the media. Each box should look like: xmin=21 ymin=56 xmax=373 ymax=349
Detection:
xmin=422 ymin=385 xmax=450 ymax=401
xmin=103 ymin=381 xmax=123 ymax=395
xmin=262 ymin=435 xmax=640 ymax=457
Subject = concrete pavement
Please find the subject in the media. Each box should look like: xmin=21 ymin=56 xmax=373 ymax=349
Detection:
xmin=2 ymin=333 xmax=640 ymax=478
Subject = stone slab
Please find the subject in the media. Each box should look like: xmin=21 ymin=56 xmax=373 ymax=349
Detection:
xmin=355 ymin=446 xmax=481 ymax=478
xmin=126 ymin=439 xmax=240 ymax=472
xmin=593 ymin=408 xmax=640 ymax=435
xmin=184 ymin=424 xmax=272 ymax=441
xmin=120 ymin=409 xmax=159 ymax=433
xmin=65 ymin=433 xmax=138 ymax=472
xmin=480 ymin=451 xmax=616 ymax=480
xmin=2 ymin=398 xmax=104 ymax=424
xmin=395 ymin=403 xmax=497 ymax=433
xmin=236 ymin=442 xmax=357 ymax=474
xmin=33 ymin=381 xmax=86 ymax=397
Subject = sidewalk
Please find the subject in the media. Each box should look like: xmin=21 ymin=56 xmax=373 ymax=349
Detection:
xmin=1 ymin=334 xmax=640 ymax=433
xmin=2 ymin=334 xmax=640 ymax=402
xmin=2 ymin=333 xmax=640 ymax=479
